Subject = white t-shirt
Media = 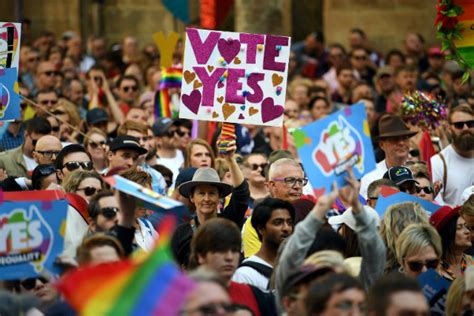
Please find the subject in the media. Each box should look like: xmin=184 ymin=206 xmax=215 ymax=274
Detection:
xmin=232 ymin=255 xmax=272 ymax=291
xmin=135 ymin=218 xmax=158 ymax=252
xmin=23 ymin=154 xmax=38 ymax=172
xmin=431 ymin=145 xmax=474 ymax=206
xmin=359 ymin=160 xmax=388 ymax=199
xmin=156 ymin=150 xmax=184 ymax=187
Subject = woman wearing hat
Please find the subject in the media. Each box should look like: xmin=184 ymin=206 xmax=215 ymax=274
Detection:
xmin=431 ymin=206 xmax=473 ymax=281
xmin=171 ymin=140 xmax=249 ymax=268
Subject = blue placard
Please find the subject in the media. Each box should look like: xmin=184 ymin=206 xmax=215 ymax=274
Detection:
xmin=0 ymin=68 xmax=20 ymax=121
xmin=375 ymin=187 xmax=442 ymax=217
xmin=294 ymin=103 xmax=376 ymax=196
xmin=0 ymin=200 xmax=68 ymax=280
xmin=417 ymin=269 xmax=451 ymax=315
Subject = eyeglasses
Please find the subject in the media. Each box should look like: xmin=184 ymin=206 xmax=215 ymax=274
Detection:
xmin=409 ymin=149 xmax=420 ymax=157
xmin=21 ymin=276 xmax=49 ymax=290
xmin=77 ymin=186 xmax=101 ymax=197
xmin=182 ymin=303 xmax=235 ymax=315
xmin=42 ymin=70 xmax=60 ymax=77
xmin=451 ymin=120 xmax=474 ymax=129
xmin=406 ymin=259 xmax=440 ymax=272
xmin=353 ymin=55 xmax=367 ymax=60
xmin=416 ymin=186 xmax=434 ymax=194
xmin=272 ymin=177 xmax=308 ymax=187
xmin=122 ymin=85 xmax=138 ymax=92
xmin=39 ymin=99 xmax=58 ymax=106
xmin=249 ymin=163 xmax=268 ymax=171
xmin=35 ymin=150 xmax=60 ymax=159
xmin=62 ymin=161 xmax=93 ymax=171
xmin=100 ymin=207 xmax=119 ymax=219
xmin=368 ymin=196 xmax=378 ymax=200
xmin=89 ymin=141 xmax=106 ymax=149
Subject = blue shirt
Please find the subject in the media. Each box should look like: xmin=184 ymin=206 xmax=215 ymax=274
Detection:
xmin=0 ymin=123 xmax=24 ymax=151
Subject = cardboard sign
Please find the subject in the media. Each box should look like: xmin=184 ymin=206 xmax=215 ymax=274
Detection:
xmin=104 ymin=175 xmax=189 ymax=221
xmin=0 ymin=199 xmax=68 ymax=280
xmin=0 ymin=22 xmax=21 ymax=121
xmin=418 ymin=269 xmax=451 ymax=315
xmin=179 ymin=28 xmax=291 ymax=127
xmin=375 ymin=186 xmax=442 ymax=217
xmin=294 ymin=103 xmax=376 ymax=196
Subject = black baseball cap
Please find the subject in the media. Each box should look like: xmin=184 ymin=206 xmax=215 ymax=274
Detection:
xmin=383 ymin=166 xmax=419 ymax=186
xmin=86 ymin=108 xmax=109 ymax=126
xmin=152 ymin=118 xmax=174 ymax=137
xmin=109 ymin=136 xmax=147 ymax=155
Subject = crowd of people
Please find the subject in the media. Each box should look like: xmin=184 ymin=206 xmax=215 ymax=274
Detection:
xmin=0 ymin=20 xmax=473 ymax=315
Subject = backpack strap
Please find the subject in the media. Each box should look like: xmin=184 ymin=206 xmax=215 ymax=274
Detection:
xmin=439 ymin=152 xmax=448 ymax=199
xmin=239 ymin=261 xmax=273 ymax=279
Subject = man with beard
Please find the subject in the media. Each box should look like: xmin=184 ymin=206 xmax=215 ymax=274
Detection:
xmin=431 ymin=104 xmax=474 ymax=206
xmin=233 ymin=198 xmax=295 ymax=291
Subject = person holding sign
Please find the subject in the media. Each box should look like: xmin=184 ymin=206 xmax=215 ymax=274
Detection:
xmin=172 ymin=138 xmax=249 ymax=268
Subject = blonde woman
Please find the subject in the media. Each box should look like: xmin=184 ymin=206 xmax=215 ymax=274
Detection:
xmin=185 ymin=139 xmax=216 ymax=169
xmin=380 ymin=202 xmax=430 ymax=273
xmin=62 ymin=169 xmax=104 ymax=203
xmin=84 ymin=127 xmax=108 ymax=172
xmin=446 ymin=266 xmax=474 ymax=315
xmin=395 ymin=223 xmax=442 ymax=278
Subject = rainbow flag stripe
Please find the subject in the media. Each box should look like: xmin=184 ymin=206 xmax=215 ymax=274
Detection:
xmin=159 ymin=67 xmax=182 ymax=90
xmin=154 ymin=67 xmax=182 ymax=118
xmin=454 ymin=0 xmax=474 ymax=68
xmin=154 ymin=89 xmax=172 ymax=118
xmin=57 ymin=217 xmax=195 ymax=316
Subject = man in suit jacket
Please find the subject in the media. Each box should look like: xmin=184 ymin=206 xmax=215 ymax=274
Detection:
xmin=0 ymin=117 xmax=51 ymax=178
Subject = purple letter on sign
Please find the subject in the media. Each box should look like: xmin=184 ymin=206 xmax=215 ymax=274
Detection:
xmin=246 ymin=73 xmax=264 ymax=103
xmin=225 ymin=68 xmax=245 ymax=104
xmin=194 ymin=66 xmax=226 ymax=106
xmin=263 ymin=35 xmax=289 ymax=72
xmin=239 ymin=33 xmax=264 ymax=64
xmin=187 ymin=28 xmax=221 ymax=64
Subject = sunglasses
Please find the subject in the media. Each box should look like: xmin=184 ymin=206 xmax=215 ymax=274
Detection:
xmin=77 ymin=186 xmax=101 ymax=197
xmin=451 ymin=120 xmax=474 ymax=129
xmin=39 ymin=99 xmax=58 ymax=106
xmin=122 ymin=86 xmax=138 ymax=92
xmin=353 ymin=55 xmax=367 ymax=60
xmin=409 ymin=149 xmax=420 ymax=157
xmin=89 ymin=141 xmax=106 ymax=149
xmin=62 ymin=161 xmax=94 ymax=171
xmin=21 ymin=276 xmax=49 ymax=290
xmin=416 ymin=186 xmax=434 ymax=194
xmin=100 ymin=207 xmax=119 ymax=219
xmin=43 ymin=70 xmax=60 ymax=77
xmin=51 ymin=125 xmax=60 ymax=132
xmin=249 ymin=163 xmax=268 ymax=171
xmin=406 ymin=259 xmax=439 ymax=272
xmin=175 ymin=130 xmax=191 ymax=137
xmin=35 ymin=150 xmax=60 ymax=158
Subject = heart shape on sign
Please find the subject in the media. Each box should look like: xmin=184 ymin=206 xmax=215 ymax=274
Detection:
xmin=183 ymin=70 xmax=196 ymax=84
xmin=218 ymin=38 xmax=241 ymax=64
xmin=222 ymin=103 xmax=236 ymax=120
xmin=261 ymin=97 xmax=284 ymax=123
xmin=207 ymin=65 xmax=215 ymax=72
xmin=272 ymin=73 xmax=283 ymax=87
xmin=240 ymin=105 xmax=245 ymax=111
xmin=249 ymin=107 xmax=259 ymax=116
xmin=217 ymin=96 xmax=224 ymax=103
xmin=234 ymin=57 xmax=241 ymax=64
xmin=212 ymin=111 xmax=219 ymax=118
xmin=182 ymin=90 xmax=202 ymax=114
xmin=193 ymin=81 xmax=203 ymax=89
xmin=217 ymin=81 xmax=225 ymax=89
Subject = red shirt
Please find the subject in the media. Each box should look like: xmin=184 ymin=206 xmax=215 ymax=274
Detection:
xmin=228 ymin=281 xmax=261 ymax=316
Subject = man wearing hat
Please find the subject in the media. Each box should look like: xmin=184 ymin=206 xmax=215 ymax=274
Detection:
xmin=374 ymin=66 xmax=395 ymax=113
xmin=383 ymin=166 xmax=419 ymax=195
xmin=171 ymin=140 xmax=249 ymax=268
xmin=106 ymin=135 xmax=147 ymax=172
xmin=360 ymin=114 xmax=417 ymax=198
xmin=86 ymin=108 xmax=109 ymax=135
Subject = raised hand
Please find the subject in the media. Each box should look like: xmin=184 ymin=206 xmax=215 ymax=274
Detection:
xmin=313 ymin=182 xmax=339 ymax=220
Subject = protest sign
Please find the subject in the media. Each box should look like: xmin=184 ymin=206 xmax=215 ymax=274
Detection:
xmin=0 ymin=199 xmax=68 ymax=280
xmin=294 ymin=103 xmax=376 ymax=196
xmin=179 ymin=28 xmax=291 ymax=127
xmin=104 ymin=175 xmax=190 ymax=222
xmin=375 ymin=186 xmax=442 ymax=217
xmin=417 ymin=269 xmax=451 ymax=315
xmin=0 ymin=22 xmax=21 ymax=121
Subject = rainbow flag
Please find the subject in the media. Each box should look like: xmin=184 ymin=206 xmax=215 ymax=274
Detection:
xmin=57 ymin=217 xmax=195 ymax=316
xmin=154 ymin=67 xmax=182 ymax=118
xmin=454 ymin=0 xmax=474 ymax=68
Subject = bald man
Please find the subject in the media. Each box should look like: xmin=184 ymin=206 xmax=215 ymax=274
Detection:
xmin=33 ymin=135 xmax=62 ymax=164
